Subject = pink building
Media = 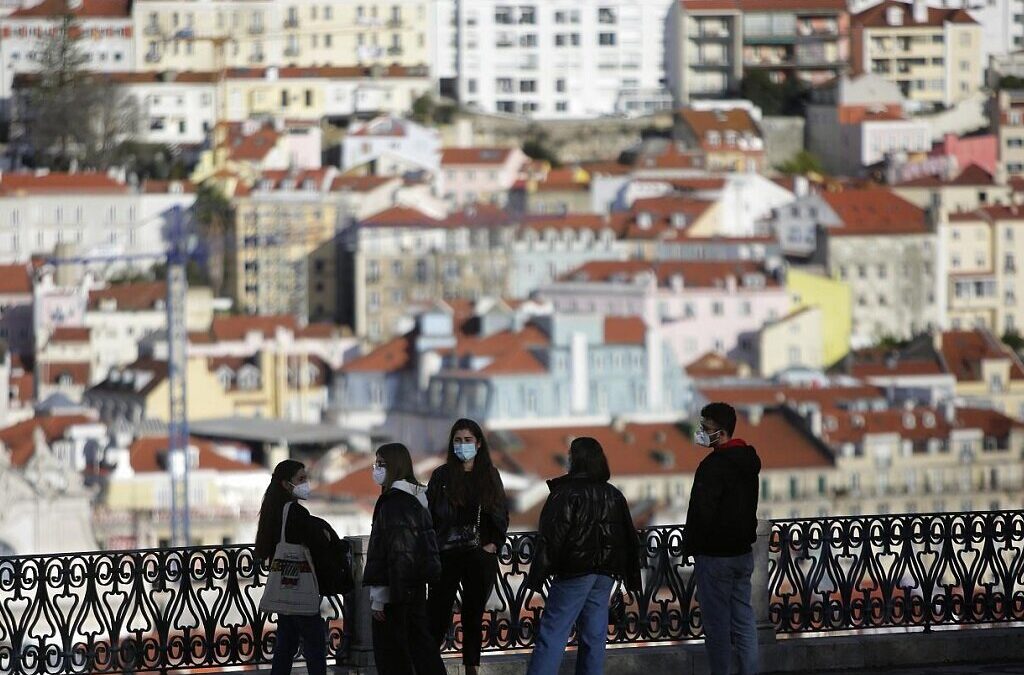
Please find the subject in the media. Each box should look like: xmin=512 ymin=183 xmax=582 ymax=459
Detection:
xmin=439 ymin=146 xmax=529 ymax=207
xmin=930 ymin=133 xmax=998 ymax=176
xmin=539 ymin=260 xmax=790 ymax=368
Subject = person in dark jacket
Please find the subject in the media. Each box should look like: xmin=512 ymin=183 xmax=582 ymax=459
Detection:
xmin=363 ymin=442 xmax=446 ymax=675
xmin=684 ymin=402 xmax=761 ymax=675
xmin=525 ymin=437 xmax=642 ymax=675
xmin=426 ymin=418 xmax=509 ymax=675
xmin=255 ymin=460 xmax=338 ymax=675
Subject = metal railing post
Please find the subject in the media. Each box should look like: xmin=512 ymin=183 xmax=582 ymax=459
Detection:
xmin=752 ymin=519 xmax=775 ymax=644
xmin=340 ymin=535 xmax=375 ymax=668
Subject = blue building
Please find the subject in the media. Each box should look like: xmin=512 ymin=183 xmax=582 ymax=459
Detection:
xmin=331 ymin=299 xmax=693 ymax=452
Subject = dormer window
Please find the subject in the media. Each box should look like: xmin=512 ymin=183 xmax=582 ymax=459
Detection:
xmin=706 ymin=131 xmax=720 ymax=146
xmin=636 ymin=212 xmax=653 ymax=229
xmin=902 ymin=413 xmax=916 ymax=429
xmin=671 ymin=213 xmax=687 ymax=229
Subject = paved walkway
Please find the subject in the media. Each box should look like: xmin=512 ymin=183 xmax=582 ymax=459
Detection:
xmin=823 ymin=664 xmax=1024 ymax=675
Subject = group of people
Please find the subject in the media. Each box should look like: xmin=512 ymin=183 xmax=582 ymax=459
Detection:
xmin=255 ymin=403 xmax=762 ymax=675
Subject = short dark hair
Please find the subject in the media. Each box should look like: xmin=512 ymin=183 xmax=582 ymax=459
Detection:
xmin=569 ymin=436 xmax=611 ymax=482
xmin=700 ymin=402 xmax=737 ymax=436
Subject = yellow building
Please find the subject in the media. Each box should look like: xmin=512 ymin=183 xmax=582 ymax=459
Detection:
xmin=133 ymin=0 xmax=433 ymax=72
xmin=758 ymin=306 xmax=825 ymax=377
xmin=852 ymin=1 xmax=982 ymax=108
xmin=787 ymin=268 xmax=852 ymax=367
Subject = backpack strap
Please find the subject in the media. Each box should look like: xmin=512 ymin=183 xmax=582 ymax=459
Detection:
xmin=280 ymin=501 xmax=293 ymax=544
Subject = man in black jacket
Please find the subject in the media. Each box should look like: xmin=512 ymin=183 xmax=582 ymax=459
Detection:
xmin=684 ymin=402 xmax=760 ymax=675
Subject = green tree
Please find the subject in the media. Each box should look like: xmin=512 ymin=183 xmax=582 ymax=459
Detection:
xmin=999 ymin=75 xmax=1024 ymax=90
xmin=522 ymin=127 xmax=559 ymax=166
xmin=777 ymin=150 xmax=824 ymax=176
xmin=1002 ymin=329 xmax=1024 ymax=353
xmin=18 ymin=2 xmax=137 ymax=169
xmin=194 ymin=183 xmax=232 ymax=295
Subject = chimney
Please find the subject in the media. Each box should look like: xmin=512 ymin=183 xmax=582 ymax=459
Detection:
xmin=794 ymin=175 xmax=809 ymax=197
xmin=943 ymin=400 xmax=956 ymax=424
xmin=912 ymin=0 xmax=927 ymax=24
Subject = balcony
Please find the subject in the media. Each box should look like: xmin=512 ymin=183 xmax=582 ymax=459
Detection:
xmin=2 ymin=510 xmax=1023 ymax=674
xmin=248 ymin=23 xmax=264 ymax=34
xmin=143 ymin=23 xmax=160 ymax=36
xmin=284 ymin=17 xmax=299 ymax=28
xmin=144 ymin=51 xmax=161 ymax=63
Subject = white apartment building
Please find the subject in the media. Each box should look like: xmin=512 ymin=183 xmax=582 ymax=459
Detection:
xmin=342 ymin=115 xmax=442 ymax=175
xmin=0 ymin=0 xmax=134 ymax=112
xmin=0 ymin=173 xmax=197 ymax=270
xmin=456 ymin=0 xmax=674 ymax=119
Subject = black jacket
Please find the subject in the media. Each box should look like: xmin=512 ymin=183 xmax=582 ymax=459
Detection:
xmin=427 ymin=464 xmax=509 ymax=551
xmin=682 ymin=440 xmax=761 ymax=558
xmin=526 ymin=473 xmax=642 ymax=593
xmin=281 ymin=502 xmax=353 ymax=595
xmin=362 ymin=486 xmax=442 ymax=603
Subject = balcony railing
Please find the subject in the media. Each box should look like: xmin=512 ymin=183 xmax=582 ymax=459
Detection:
xmin=1 ymin=511 xmax=1022 ymax=673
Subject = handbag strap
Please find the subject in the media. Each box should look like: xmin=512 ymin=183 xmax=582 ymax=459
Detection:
xmin=280 ymin=501 xmax=293 ymax=543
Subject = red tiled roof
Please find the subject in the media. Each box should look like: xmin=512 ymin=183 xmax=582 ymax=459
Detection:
xmin=854 ymin=1 xmax=977 ymax=27
xmin=521 ymin=214 xmax=613 ymax=232
xmin=361 ymin=206 xmax=443 ymax=228
xmin=0 ymin=414 xmax=95 ymax=467
xmin=0 ymin=263 xmax=32 ymax=294
xmin=898 ymin=163 xmax=994 ymax=188
xmin=330 ymin=175 xmax=396 ymax=192
xmin=49 ymin=327 xmax=91 ymax=343
xmin=129 ymin=436 xmax=263 ymax=473
xmin=341 ymin=335 xmax=413 ymax=373
xmin=316 ymin=461 xmax=381 ymax=500
xmin=255 ymin=168 xmax=333 ymax=190
xmin=442 ymin=147 xmax=516 ymax=166
xmin=686 ymin=351 xmax=744 ymax=378
xmin=480 ymin=349 xmax=547 ymax=375
xmin=225 ymin=125 xmax=280 ymax=162
xmin=699 ymin=384 xmax=887 ymax=408
xmin=8 ymin=0 xmax=129 ymax=18
xmin=39 ymin=361 xmax=91 ymax=386
xmin=562 ymin=260 xmax=777 ymax=288
xmin=10 ymin=370 xmax=34 ymax=406
xmin=633 ymin=147 xmax=706 ymax=171
xmin=141 ymin=180 xmax=196 ymax=194
xmin=677 ymin=109 xmax=762 ymax=152
xmin=949 ymin=204 xmax=1024 ymax=222
xmin=495 ymin=412 xmax=832 ymax=480
xmin=88 ymin=282 xmax=166 ymax=311
xmin=209 ymin=315 xmax=298 ymax=341
xmin=682 ymin=0 xmax=846 ymax=10
xmin=604 ymin=317 xmax=646 ymax=345
xmin=0 ymin=172 xmax=128 ymax=195
xmin=822 ymin=189 xmax=929 ymax=236
xmin=938 ymin=329 xmax=1024 ymax=382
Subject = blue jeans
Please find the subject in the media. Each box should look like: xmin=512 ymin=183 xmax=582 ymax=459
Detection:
xmin=527 ymin=574 xmax=614 ymax=675
xmin=271 ymin=613 xmax=327 ymax=675
xmin=694 ymin=553 xmax=758 ymax=675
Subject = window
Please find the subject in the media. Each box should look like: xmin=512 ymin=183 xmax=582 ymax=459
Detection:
xmin=857 ymin=264 xmax=867 ymax=279
xmin=555 ymin=78 xmax=566 ymax=93
xmin=598 ymin=7 xmax=616 ymax=23
xmin=712 ymin=301 xmax=724 ymax=316
xmin=519 ymin=79 xmax=536 ymax=93
xmin=555 ymin=101 xmax=568 ymax=112
xmin=599 ymin=32 xmax=616 ymax=46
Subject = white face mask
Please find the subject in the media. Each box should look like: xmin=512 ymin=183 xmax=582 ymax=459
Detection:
xmin=372 ymin=465 xmax=387 ymax=486
xmin=695 ymin=426 xmax=722 ymax=448
xmin=291 ymin=481 xmax=312 ymax=500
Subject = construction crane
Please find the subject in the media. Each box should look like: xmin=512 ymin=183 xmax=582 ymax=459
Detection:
xmin=44 ymin=205 xmax=192 ymax=547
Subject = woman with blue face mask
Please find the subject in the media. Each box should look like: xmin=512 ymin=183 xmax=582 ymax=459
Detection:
xmin=426 ymin=418 xmax=509 ymax=675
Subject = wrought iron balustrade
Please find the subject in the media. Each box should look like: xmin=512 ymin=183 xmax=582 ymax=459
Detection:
xmin=2 ymin=510 xmax=1024 ymax=674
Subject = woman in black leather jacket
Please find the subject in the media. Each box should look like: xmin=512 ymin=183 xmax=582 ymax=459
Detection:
xmin=363 ymin=443 xmax=445 ymax=675
xmin=525 ymin=436 xmax=642 ymax=675
xmin=426 ymin=418 xmax=509 ymax=675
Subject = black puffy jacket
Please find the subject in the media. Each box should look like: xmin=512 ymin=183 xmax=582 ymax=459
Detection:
xmin=362 ymin=486 xmax=442 ymax=603
xmin=427 ymin=464 xmax=509 ymax=551
xmin=682 ymin=440 xmax=761 ymax=558
xmin=526 ymin=473 xmax=642 ymax=593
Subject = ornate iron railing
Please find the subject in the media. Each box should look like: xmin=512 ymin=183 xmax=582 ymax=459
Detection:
xmin=0 ymin=545 xmax=345 ymax=675
xmin=769 ymin=511 xmax=1024 ymax=633
xmin=3 ymin=511 xmax=1024 ymax=673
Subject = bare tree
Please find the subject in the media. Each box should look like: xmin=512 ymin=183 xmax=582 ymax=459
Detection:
xmin=18 ymin=1 xmax=137 ymax=169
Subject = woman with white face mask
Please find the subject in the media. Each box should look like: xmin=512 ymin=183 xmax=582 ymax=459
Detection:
xmin=426 ymin=418 xmax=509 ymax=675
xmin=363 ymin=443 xmax=446 ymax=675
xmin=255 ymin=460 xmax=338 ymax=675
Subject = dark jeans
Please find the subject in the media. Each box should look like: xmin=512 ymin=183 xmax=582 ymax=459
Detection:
xmin=428 ymin=547 xmax=499 ymax=666
xmin=372 ymin=599 xmax=447 ymax=675
xmin=270 ymin=613 xmax=326 ymax=675
xmin=694 ymin=553 xmax=759 ymax=675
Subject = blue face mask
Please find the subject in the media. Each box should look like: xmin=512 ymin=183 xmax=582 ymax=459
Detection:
xmin=454 ymin=442 xmax=478 ymax=462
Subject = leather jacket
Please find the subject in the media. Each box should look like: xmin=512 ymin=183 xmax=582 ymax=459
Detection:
xmin=427 ymin=463 xmax=509 ymax=551
xmin=362 ymin=487 xmax=441 ymax=603
xmin=526 ymin=473 xmax=642 ymax=593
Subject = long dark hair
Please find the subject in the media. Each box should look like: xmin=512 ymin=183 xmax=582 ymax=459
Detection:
xmin=569 ymin=437 xmax=611 ymax=482
xmin=444 ymin=418 xmax=503 ymax=510
xmin=255 ymin=459 xmax=305 ymax=560
xmin=377 ymin=442 xmax=421 ymax=491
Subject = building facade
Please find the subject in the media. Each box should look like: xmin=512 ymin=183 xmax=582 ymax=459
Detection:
xmin=668 ymin=0 xmax=850 ymax=104
xmin=455 ymin=0 xmax=674 ymax=119
xmin=850 ymin=0 xmax=982 ymax=109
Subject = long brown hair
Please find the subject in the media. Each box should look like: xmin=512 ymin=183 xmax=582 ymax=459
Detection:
xmin=255 ymin=459 xmax=305 ymax=560
xmin=444 ymin=418 xmax=503 ymax=510
xmin=376 ymin=442 xmax=422 ymax=491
